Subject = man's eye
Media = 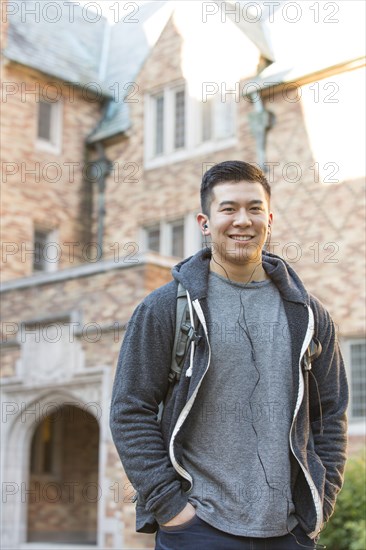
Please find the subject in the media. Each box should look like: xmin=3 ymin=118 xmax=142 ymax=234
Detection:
xmin=223 ymin=208 xmax=234 ymax=212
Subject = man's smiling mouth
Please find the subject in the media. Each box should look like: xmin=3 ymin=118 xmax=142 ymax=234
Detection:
xmin=229 ymin=235 xmax=253 ymax=241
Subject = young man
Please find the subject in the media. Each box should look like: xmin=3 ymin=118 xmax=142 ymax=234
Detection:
xmin=110 ymin=161 xmax=348 ymax=550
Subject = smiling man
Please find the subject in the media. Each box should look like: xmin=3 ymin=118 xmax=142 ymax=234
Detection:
xmin=110 ymin=160 xmax=348 ymax=550
xmin=198 ymin=168 xmax=273 ymax=283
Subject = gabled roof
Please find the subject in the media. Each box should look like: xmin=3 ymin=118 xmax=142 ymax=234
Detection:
xmin=213 ymin=1 xmax=275 ymax=62
xmin=3 ymin=0 xmax=109 ymax=91
xmin=3 ymin=1 xmax=274 ymax=144
xmin=88 ymin=0 xmax=275 ymax=143
xmin=88 ymin=1 xmax=175 ymax=143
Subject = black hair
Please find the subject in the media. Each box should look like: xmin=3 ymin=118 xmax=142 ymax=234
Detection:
xmin=200 ymin=160 xmax=271 ymax=217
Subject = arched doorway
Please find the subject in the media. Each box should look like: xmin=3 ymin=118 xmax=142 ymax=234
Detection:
xmin=27 ymin=404 xmax=99 ymax=544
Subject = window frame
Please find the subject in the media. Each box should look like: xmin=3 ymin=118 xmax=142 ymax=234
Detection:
xmin=168 ymin=218 xmax=185 ymax=258
xmin=145 ymin=224 xmax=161 ymax=253
xmin=144 ymin=84 xmax=237 ymax=169
xmin=33 ymin=227 xmax=59 ymax=274
xmin=35 ymin=98 xmax=63 ymax=154
xmin=142 ymin=213 xmax=202 ymax=259
xmin=152 ymin=92 xmax=165 ymax=157
xmin=341 ymin=337 xmax=366 ymax=435
xmin=173 ymin=86 xmax=186 ymax=151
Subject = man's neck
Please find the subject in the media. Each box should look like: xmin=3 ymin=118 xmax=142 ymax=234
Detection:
xmin=210 ymin=256 xmax=269 ymax=284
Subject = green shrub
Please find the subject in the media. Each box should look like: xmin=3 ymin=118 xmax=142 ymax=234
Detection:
xmin=319 ymin=453 xmax=366 ymax=550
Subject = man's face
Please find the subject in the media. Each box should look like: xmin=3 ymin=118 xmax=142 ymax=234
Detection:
xmin=202 ymin=180 xmax=273 ymax=267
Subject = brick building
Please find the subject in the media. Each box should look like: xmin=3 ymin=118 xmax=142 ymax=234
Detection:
xmin=1 ymin=1 xmax=365 ymax=548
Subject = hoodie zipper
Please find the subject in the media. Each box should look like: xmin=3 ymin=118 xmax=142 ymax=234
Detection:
xmin=289 ymin=304 xmax=323 ymax=538
xmin=168 ymin=298 xmax=211 ymax=488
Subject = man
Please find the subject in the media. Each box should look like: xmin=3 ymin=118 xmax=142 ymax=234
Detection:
xmin=110 ymin=161 xmax=348 ymax=550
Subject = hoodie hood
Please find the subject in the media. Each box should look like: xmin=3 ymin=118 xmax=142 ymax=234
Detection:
xmin=171 ymin=247 xmax=310 ymax=305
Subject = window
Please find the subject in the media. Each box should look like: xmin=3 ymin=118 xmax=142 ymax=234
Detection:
xmin=202 ymin=99 xmax=213 ymax=143
xmin=349 ymin=340 xmax=366 ymax=419
xmin=145 ymin=218 xmax=185 ymax=258
xmin=342 ymin=338 xmax=366 ymax=434
xmin=36 ymin=99 xmax=62 ymax=153
xmin=154 ymin=94 xmax=164 ymax=156
xmin=149 ymin=85 xmax=186 ymax=158
xmin=201 ymin=96 xmax=235 ymax=143
xmin=171 ymin=219 xmax=185 ymax=258
xmin=33 ymin=228 xmax=58 ymax=273
xmin=213 ymin=96 xmax=236 ymax=140
xmin=145 ymin=83 xmax=236 ymax=168
xmin=143 ymin=214 xmax=202 ymax=258
xmin=174 ymin=89 xmax=186 ymax=149
xmin=146 ymin=225 xmax=160 ymax=253
xmin=38 ymin=101 xmax=53 ymax=141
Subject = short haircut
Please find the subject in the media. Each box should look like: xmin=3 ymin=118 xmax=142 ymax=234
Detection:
xmin=200 ymin=160 xmax=271 ymax=216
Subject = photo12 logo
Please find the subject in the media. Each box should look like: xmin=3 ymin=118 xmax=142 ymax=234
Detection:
xmin=201 ymin=2 xmax=340 ymax=24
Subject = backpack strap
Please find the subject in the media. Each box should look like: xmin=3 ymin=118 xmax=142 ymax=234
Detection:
xmin=168 ymin=283 xmax=193 ymax=384
xmin=157 ymin=283 xmax=200 ymax=421
xmin=302 ymin=313 xmax=324 ymax=435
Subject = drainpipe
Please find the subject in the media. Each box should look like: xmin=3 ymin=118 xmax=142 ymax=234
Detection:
xmin=247 ymin=86 xmax=274 ymax=171
xmin=84 ymin=96 xmax=116 ymax=258
xmin=92 ymin=142 xmax=112 ymax=257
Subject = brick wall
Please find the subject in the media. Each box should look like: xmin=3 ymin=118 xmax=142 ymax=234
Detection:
xmin=1 ymin=259 xmax=171 ymax=549
xmin=101 ymin=25 xmax=365 ymax=338
xmin=1 ymin=260 xmax=173 ymax=376
xmin=1 ymin=63 xmax=102 ymax=281
xmin=1 ymin=7 xmax=364 ymax=549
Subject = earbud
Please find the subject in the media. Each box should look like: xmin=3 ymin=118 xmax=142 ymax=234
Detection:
xmin=203 ymin=224 xmax=208 ymax=230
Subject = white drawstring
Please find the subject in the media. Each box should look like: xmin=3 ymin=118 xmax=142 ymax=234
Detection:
xmin=185 ymin=289 xmax=195 ymax=378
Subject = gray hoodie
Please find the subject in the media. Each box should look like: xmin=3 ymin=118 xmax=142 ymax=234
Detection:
xmin=110 ymin=248 xmax=348 ymax=539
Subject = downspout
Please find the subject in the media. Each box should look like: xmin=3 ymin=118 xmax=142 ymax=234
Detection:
xmin=247 ymin=84 xmax=274 ymax=170
xmin=84 ymin=98 xmax=114 ymax=259
xmin=94 ymin=141 xmax=112 ymax=256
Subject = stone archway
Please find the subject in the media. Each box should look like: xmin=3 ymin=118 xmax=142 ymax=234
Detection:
xmin=26 ymin=404 xmax=100 ymax=544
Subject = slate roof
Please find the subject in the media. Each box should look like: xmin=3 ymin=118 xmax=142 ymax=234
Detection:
xmin=4 ymin=0 xmax=109 ymax=91
xmin=3 ymin=0 xmax=275 ymax=144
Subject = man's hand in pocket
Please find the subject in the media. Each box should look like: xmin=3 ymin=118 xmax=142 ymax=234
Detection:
xmin=161 ymin=502 xmax=196 ymax=527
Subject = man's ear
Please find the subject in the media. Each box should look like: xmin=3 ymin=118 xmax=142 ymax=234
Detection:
xmin=197 ymin=213 xmax=210 ymax=235
xmin=267 ymin=212 xmax=273 ymax=232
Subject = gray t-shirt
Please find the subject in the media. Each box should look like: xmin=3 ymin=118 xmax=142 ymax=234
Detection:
xmin=181 ymin=272 xmax=298 ymax=537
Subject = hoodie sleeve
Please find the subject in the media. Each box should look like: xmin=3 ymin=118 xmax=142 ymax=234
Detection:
xmin=309 ymin=299 xmax=349 ymax=522
xmin=109 ymin=297 xmax=189 ymax=525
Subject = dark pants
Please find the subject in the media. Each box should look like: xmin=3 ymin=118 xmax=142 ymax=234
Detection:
xmin=155 ymin=515 xmax=316 ymax=550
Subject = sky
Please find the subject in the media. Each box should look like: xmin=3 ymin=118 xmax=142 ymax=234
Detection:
xmin=77 ymin=0 xmax=365 ymax=68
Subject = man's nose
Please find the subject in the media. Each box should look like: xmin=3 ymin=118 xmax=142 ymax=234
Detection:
xmin=232 ymin=209 xmax=251 ymax=226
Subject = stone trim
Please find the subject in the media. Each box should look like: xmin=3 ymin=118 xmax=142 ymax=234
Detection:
xmin=0 ymin=253 xmax=175 ymax=293
xmin=1 ymin=369 xmax=113 ymax=549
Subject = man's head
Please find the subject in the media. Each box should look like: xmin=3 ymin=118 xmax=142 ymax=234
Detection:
xmin=197 ymin=161 xmax=273 ymax=280
xmin=200 ymin=160 xmax=271 ymax=217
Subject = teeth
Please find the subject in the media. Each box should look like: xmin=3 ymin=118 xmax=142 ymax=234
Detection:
xmin=230 ymin=236 xmax=252 ymax=241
